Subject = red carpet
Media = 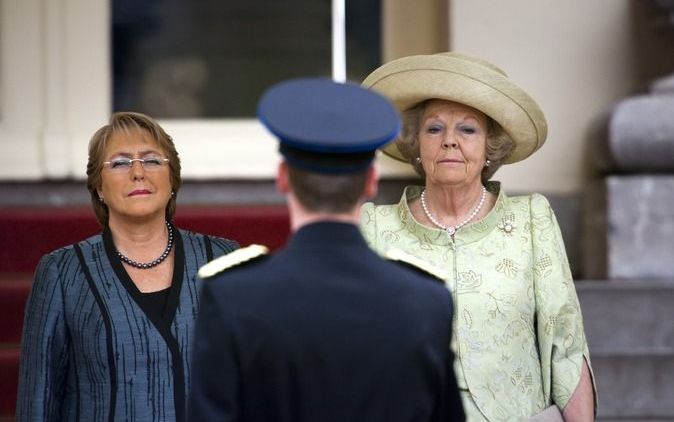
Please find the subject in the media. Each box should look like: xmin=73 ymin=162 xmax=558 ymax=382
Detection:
xmin=0 ymin=205 xmax=290 ymax=418
xmin=0 ymin=276 xmax=30 ymax=344
xmin=0 ymin=206 xmax=290 ymax=273
xmin=0 ymin=347 xmax=20 ymax=417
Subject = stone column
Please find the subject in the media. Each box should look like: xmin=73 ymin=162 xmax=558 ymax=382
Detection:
xmin=583 ymin=0 xmax=674 ymax=279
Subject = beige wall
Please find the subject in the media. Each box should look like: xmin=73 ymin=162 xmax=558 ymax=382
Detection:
xmin=448 ymin=0 xmax=672 ymax=193
xmin=382 ymin=0 xmax=448 ymax=61
xmin=379 ymin=0 xmax=674 ymax=194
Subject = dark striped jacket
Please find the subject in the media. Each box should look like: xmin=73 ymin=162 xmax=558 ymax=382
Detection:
xmin=16 ymin=226 xmax=238 ymax=422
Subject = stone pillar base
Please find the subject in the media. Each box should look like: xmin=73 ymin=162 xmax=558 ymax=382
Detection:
xmin=583 ymin=175 xmax=674 ymax=279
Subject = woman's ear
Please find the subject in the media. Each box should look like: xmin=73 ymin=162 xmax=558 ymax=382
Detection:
xmin=363 ymin=164 xmax=379 ymax=200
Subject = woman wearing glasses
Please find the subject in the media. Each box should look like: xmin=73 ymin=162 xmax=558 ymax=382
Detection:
xmin=16 ymin=112 xmax=238 ymax=422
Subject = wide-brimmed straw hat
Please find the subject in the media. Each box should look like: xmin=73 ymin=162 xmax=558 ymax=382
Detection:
xmin=362 ymin=52 xmax=547 ymax=164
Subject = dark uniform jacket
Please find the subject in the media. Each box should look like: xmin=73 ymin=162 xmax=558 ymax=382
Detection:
xmin=188 ymin=221 xmax=465 ymax=422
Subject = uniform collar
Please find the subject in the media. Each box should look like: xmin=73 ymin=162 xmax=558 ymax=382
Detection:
xmin=290 ymin=221 xmax=367 ymax=248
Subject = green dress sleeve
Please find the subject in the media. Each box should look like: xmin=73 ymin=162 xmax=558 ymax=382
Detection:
xmin=530 ymin=193 xmax=597 ymax=410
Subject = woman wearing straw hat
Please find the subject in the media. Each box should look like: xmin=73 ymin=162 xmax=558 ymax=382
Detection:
xmin=360 ymin=53 xmax=596 ymax=421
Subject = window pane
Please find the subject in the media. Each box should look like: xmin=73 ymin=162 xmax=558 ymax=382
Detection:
xmin=112 ymin=0 xmax=380 ymax=118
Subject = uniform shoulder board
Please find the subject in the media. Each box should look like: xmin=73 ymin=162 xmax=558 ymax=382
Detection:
xmin=198 ymin=244 xmax=269 ymax=279
xmin=384 ymin=248 xmax=446 ymax=282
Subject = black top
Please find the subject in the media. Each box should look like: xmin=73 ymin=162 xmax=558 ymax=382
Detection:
xmin=103 ymin=224 xmax=186 ymax=329
xmin=139 ymin=287 xmax=171 ymax=320
xmin=189 ymin=222 xmax=465 ymax=422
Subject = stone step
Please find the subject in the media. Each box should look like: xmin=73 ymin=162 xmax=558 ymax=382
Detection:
xmin=0 ymin=179 xmax=417 ymax=207
xmin=577 ymin=279 xmax=674 ymax=352
xmin=599 ymin=419 xmax=674 ymax=422
xmin=591 ymin=354 xmax=674 ymax=419
xmin=576 ymin=280 xmax=674 ymax=419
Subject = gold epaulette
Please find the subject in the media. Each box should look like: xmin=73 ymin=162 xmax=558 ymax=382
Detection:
xmin=198 ymin=244 xmax=269 ymax=279
xmin=384 ymin=248 xmax=446 ymax=282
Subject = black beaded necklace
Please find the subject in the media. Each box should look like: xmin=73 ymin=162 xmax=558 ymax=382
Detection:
xmin=116 ymin=221 xmax=174 ymax=270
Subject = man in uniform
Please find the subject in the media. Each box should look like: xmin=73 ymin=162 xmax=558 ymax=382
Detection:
xmin=188 ymin=78 xmax=464 ymax=422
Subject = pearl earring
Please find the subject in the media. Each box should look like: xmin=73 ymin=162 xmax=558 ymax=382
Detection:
xmin=415 ymin=157 xmax=422 ymax=164
xmin=485 ymin=159 xmax=491 ymax=167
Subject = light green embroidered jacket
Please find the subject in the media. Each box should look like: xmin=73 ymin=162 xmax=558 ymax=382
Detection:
xmin=360 ymin=183 xmax=594 ymax=421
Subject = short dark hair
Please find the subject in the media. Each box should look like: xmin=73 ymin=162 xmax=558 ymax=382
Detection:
xmin=86 ymin=111 xmax=182 ymax=226
xmin=287 ymin=166 xmax=368 ymax=213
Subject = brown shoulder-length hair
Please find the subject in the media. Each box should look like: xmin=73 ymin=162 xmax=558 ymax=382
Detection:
xmin=398 ymin=99 xmax=515 ymax=184
xmin=86 ymin=111 xmax=182 ymax=227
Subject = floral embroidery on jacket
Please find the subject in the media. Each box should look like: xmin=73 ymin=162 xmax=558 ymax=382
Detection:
xmin=360 ymin=182 xmax=594 ymax=421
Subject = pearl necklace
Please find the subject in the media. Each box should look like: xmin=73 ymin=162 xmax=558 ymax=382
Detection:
xmin=420 ymin=186 xmax=487 ymax=236
xmin=116 ymin=221 xmax=174 ymax=269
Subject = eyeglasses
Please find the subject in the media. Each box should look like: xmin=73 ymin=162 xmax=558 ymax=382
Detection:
xmin=102 ymin=157 xmax=170 ymax=172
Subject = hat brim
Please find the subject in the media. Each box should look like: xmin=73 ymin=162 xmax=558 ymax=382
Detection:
xmin=362 ymin=53 xmax=547 ymax=164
